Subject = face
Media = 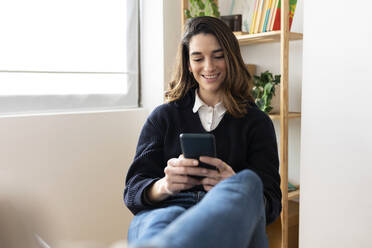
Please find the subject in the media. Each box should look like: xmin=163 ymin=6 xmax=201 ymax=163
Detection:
xmin=188 ymin=33 xmax=227 ymax=102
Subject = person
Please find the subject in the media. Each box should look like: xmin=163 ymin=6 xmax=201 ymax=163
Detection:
xmin=124 ymin=16 xmax=281 ymax=248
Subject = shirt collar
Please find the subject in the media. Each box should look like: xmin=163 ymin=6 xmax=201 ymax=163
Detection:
xmin=192 ymin=89 xmax=226 ymax=117
xmin=192 ymin=89 xmax=205 ymax=113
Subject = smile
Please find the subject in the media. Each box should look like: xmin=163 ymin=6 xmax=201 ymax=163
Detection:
xmin=202 ymin=73 xmax=219 ymax=79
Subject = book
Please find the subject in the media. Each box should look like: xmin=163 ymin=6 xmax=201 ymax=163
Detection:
xmin=258 ymin=0 xmax=270 ymax=33
xmin=266 ymin=0 xmax=278 ymax=32
xmin=272 ymin=0 xmax=297 ymax=31
xmin=269 ymin=0 xmax=279 ymax=31
xmin=249 ymin=0 xmax=260 ymax=34
xmin=220 ymin=0 xmax=257 ymax=33
xmin=244 ymin=0 xmax=258 ymax=33
xmin=288 ymin=182 xmax=298 ymax=192
xmin=253 ymin=0 xmax=264 ymax=33
xmin=262 ymin=0 xmax=273 ymax=32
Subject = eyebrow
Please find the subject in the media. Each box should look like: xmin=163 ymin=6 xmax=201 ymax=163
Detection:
xmin=190 ymin=48 xmax=223 ymax=56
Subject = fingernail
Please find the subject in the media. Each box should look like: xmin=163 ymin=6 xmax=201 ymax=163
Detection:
xmin=193 ymin=160 xmax=198 ymax=165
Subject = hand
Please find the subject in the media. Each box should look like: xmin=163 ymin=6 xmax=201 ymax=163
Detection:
xmin=161 ymin=155 xmax=204 ymax=194
xmin=147 ymin=155 xmax=212 ymax=202
xmin=199 ymin=156 xmax=236 ymax=191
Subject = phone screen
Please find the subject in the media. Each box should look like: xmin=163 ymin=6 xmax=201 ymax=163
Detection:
xmin=179 ymin=133 xmax=218 ymax=171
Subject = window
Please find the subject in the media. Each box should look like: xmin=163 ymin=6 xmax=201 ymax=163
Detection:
xmin=0 ymin=0 xmax=138 ymax=115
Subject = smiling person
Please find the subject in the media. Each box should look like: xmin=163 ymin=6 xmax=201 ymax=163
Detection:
xmin=124 ymin=16 xmax=281 ymax=248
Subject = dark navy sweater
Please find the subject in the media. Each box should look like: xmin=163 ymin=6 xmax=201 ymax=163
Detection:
xmin=124 ymin=89 xmax=282 ymax=224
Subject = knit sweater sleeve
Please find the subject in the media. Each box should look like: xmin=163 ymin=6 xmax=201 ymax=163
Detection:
xmin=123 ymin=107 xmax=166 ymax=215
xmin=246 ymin=113 xmax=282 ymax=224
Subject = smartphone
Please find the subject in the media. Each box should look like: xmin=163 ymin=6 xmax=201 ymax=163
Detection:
xmin=179 ymin=133 xmax=218 ymax=172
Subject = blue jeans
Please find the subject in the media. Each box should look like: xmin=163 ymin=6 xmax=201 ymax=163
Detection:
xmin=128 ymin=169 xmax=268 ymax=248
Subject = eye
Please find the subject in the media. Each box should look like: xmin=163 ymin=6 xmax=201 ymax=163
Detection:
xmin=192 ymin=58 xmax=203 ymax=62
xmin=215 ymin=54 xmax=224 ymax=59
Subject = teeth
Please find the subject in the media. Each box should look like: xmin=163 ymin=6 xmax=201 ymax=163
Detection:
xmin=204 ymin=74 xmax=218 ymax=79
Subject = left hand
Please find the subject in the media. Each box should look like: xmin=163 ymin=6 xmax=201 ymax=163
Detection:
xmin=199 ymin=156 xmax=236 ymax=191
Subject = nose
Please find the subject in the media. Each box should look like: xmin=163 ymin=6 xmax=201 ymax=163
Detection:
xmin=204 ymin=57 xmax=216 ymax=72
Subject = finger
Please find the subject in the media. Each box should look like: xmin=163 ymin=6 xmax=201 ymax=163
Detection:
xmin=199 ymin=156 xmax=228 ymax=171
xmin=168 ymin=157 xmax=198 ymax=167
xmin=170 ymin=166 xmax=217 ymax=177
xmin=165 ymin=165 xmax=204 ymax=177
xmin=203 ymin=184 xmax=213 ymax=191
xmin=169 ymin=183 xmax=196 ymax=192
xmin=167 ymin=175 xmax=201 ymax=185
xmin=168 ymin=166 xmax=204 ymax=176
xmin=202 ymin=168 xmax=221 ymax=178
xmin=202 ymin=177 xmax=220 ymax=186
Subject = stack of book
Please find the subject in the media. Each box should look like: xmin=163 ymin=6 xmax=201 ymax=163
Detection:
xmin=288 ymin=182 xmax=298 ymax=192
xmin=245 ymin=0 xmax=297 ymax=34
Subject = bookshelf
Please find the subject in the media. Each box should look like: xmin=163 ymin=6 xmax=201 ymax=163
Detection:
xmin=235 ymin=31 xmax=303 ymax=45
xmin=269 ymin=112 xmax=301 ymax=121
xmin=288 ymin=189 xmax=300 ymax=201
xmin=181 ymin=1 xmax=302 ymax=248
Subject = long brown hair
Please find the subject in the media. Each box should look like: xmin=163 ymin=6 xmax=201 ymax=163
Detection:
xmin=165 ymin=16 xmax=254 ymax=118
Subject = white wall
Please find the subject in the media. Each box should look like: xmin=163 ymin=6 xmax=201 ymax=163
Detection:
xmin=141 ymin=0 xmax=166 ymax=111
xmin=141 ymin=0 xmax=182 ymax=111
xmin=300 ymin=0 xmax=372 ymax=247
xmin=163 ymin=0 xmax=182 ymax=87
xmin=0 ymin=109 xmax=147 ymax=246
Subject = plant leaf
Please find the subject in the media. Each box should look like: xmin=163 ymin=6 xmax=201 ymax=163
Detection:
xmin=197 ymin=0 xmax=205 ymax=10
xmin=264 ymin=83 xmax=273 ymax=95
xmin=185 ymin=9 xmax=191 ymax=18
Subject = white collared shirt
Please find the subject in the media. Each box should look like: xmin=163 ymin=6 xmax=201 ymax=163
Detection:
xmin=193 ymin=89 xmax=227 ymax=132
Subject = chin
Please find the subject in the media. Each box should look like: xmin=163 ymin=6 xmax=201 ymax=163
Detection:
xmin=200 ymin=84 xmax=222 ymax=94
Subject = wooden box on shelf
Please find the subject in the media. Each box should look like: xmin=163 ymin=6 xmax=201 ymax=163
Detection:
xmin=245 ymin=64 xmax=256 ymax=77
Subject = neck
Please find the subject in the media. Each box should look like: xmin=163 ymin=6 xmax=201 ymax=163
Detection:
xmin=197 ymin=88 xmax=222 ymax=107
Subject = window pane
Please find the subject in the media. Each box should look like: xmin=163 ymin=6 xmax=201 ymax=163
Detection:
xmin=0 ymin=72 xmax=130 ymax=95
xmin=0 ymin=0 xmax=128 ymax=72
xmin=0 ymin=0 xmax=138 ymax=114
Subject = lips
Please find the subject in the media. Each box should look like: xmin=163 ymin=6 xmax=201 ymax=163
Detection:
xmin=202 ymin=73 xmax=220 ymax=81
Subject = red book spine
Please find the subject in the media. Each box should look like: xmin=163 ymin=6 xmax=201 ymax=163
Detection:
xmin=272 ymin=5 xmax=281 ymax=30
xmin=272 ymin=0 xmax=295 ymax=31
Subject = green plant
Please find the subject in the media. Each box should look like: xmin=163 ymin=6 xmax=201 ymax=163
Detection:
xmin=251 ymin=71 xmax=281 ymax=114
xmin=185 ymin=0 xmax=220 ymax=18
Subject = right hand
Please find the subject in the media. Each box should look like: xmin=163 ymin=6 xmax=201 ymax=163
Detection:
xmin=160 ymin=154 xmax=204 ymax=194
xmin=147 ymin=155 xmax=214 ymax=202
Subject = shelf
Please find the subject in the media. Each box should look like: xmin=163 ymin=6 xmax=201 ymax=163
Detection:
xmin=288 ymin=201 xmax=299 ymax=227
xmin=266 ymin=201 xmax=299 ymax=248
xmin=288 ymin=189 xmax=300 ymax=200
xmin=269 ymin=112 xmax=301 ymax=120
xmin=235 ymin=31 xmax=303 ymax=46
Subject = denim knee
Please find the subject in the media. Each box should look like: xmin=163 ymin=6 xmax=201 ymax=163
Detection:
xmin=129 ymin=206 xmax=186 ymax=242
xmin=134 ymin=205 xmax=186 ymax=229
xmin=146 ymin=205 xmax=185 ymax=220
xmin=222 ymin=169 xmax=263 ymax=198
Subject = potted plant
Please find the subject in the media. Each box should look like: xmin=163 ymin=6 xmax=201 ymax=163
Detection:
xmin=184 ymin=1 xmax=243 ymax=32
xmin=251 ymin=71 xmax=281 ymax=114
xmin=184 ymin=0 xmax=220 ymax=18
